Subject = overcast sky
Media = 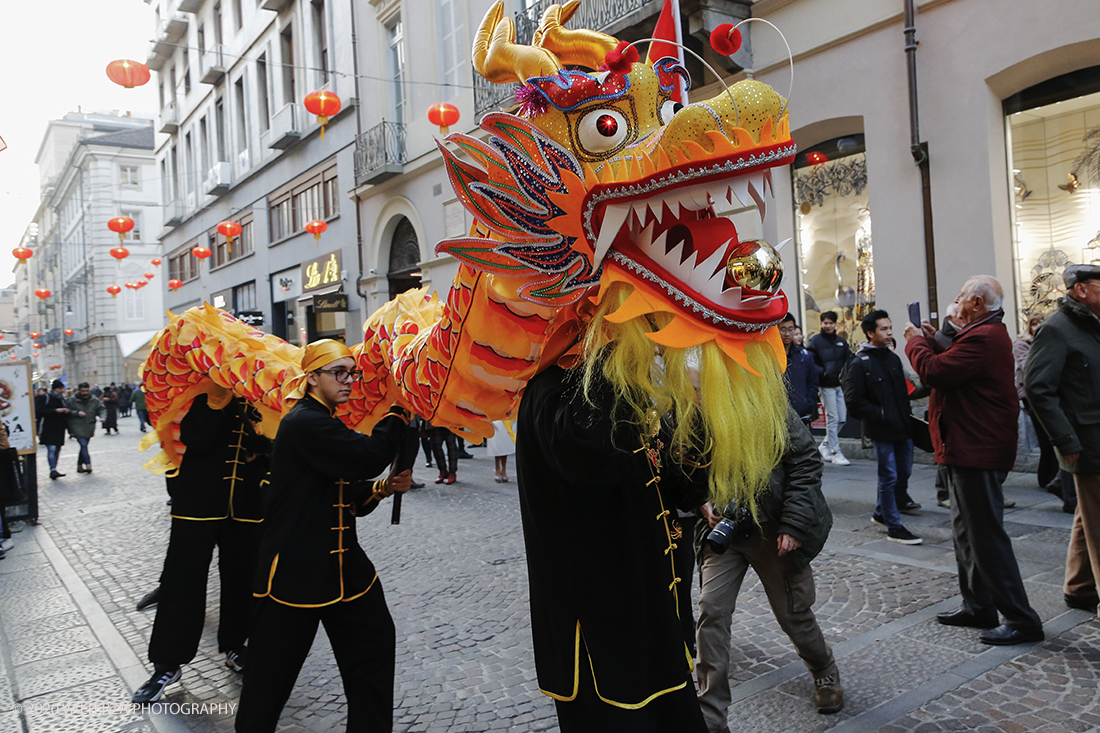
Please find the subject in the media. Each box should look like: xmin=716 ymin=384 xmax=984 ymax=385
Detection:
xmin=0 ymin=0 xmax=159 ymax=288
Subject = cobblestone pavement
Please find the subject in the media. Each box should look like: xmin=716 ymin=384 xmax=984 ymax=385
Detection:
xmin=0 ymin=421 xmax=1097 ymax=733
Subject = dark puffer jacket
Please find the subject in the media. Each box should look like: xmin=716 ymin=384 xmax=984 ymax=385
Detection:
xmin=842 ymin=343 xmax=912 ymax=443
xmin=784 ymin=344 xmax=819 ymax=420
xmin=695 ymin=408 xmax=832 ymax=573
xmin=1025 ymin=296 xmax=1100 ymax=473
xmin=807 ymin=331 xmax=852 ymax=387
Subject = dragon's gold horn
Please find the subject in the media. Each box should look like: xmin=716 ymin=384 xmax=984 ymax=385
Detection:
xmin=533 ymin=1 xmax=619 ymax=71
xmin=473 ymin=0 xmax=562 ymax=84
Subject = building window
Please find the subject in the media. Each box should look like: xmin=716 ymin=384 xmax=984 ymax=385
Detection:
xmin=215 ymin=96 xmax=227 ymax=162
xmin=257 ymin=53 xmax=271 ymax=133
xmin=233 ymin=0 xmax=243 ymax=31
xmin=120 ymin=165 xmax=140 ymax=187
xmin=1007 ymin=67 xmax=1100 ymax=327
xmin=280 ymin=25 xmax=295 ymax=107
xmin=436 ymin=0 xmax=465 ymax=95
xmin=121 ymin=211 xmax=142 ymax=241
xmin=268 ymin=162 xmax=338 ymax=242
xmin=387 ymin=19 xmax=405 ymax=124
xmin=124 ymin=287 xmax=145 ymax=320
xmin=169 ymin=245 xmax=199 ymax=283
xmin=792 ymin=135 xmax=874 ymax=344
xmin=212 ymin=212 xmax=254 ymax=267
xmin=184 ymin=131 xmax=195 ymax=197
xmin=312 ymin=0 xmax=328 ymax=86
xmin=199 ymin=115 xmax=211 ymax=178
xmin=234 ymin=75 xmax=248 ymax=161
xmin=183 ymin=60 xmax=192 ymax=96
xmin=234 ymin=281 xmax=257 ymax=312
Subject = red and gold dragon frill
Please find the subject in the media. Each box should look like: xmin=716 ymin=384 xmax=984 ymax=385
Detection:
xmin=139 ymin=0 xmax=795 ymax=471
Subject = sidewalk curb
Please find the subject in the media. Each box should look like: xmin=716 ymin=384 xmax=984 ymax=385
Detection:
xmin=34 ymin=525 xmax=191 ymax=733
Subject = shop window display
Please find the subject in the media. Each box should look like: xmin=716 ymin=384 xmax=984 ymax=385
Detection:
xmin=1008 ymin=84 xmax=1100 ymax=327
xmin=792 ymin=135 xmax=874 ymax=348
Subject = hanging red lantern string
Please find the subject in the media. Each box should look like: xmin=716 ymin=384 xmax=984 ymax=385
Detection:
xmin=192 ymin=245 xmax=213 ymax=260
xmin=427 ymin=102 xmax=461 ymax=135
xmin=32 ymin=343 xmax=41 ymax=349
xmin=32 ymin=353 xmax=39 ymax=358
xmin=107 ymin=285 xmax=121 ymax=298
xmin=34 ymin=288 xmax=51 ymax=300
xmin=8 ymin=355 xmax=15 ymax=361
xmin=304 ymin=219 xmax=328 ymax=244
xmin=110 ymin=246 xmax=130 ymax=270
xmin=30 ymin=331 xmax=40 ymax=339
xmin=12 ymin=247 xmax=33 ymax=266
xmin=136 ymin=279 xmax=148 ymax=288
xmin=303 ymin=90 xmax=341 ymax=140
xmin=105 ymin=59 xmax=151 ymax=89
xmin=107 ymin=216 xmax=134 ymax=244
xmin=143 ymin=271 xmax=156 ymax=280
xmin=217 ymin=220 xmax=242 ymax=254
xmin=64 ymin=329 xmax=74 ymax=336
xmin=151 ymin=257 xmax=162 ymax=266
xmin=167 ymin=278 xmax=183 ymax=291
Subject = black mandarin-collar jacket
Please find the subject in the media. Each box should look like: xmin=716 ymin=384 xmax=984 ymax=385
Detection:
xmin=168 ymin=395 xmax=271 ymax=522
xmin=516 ymin=365 xmax=709 ymax=708
xmin=254 ymin=395 xmax=406 ymax=607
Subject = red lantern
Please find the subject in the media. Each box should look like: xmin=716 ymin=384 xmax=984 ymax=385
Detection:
xmin=0 ymin=334 xmax=4 ymax=340
xmin=124 ymin=282 xmax=136 ymax=290
xmin=303 ymin=90 xmax=341 ymax=139
xmin=107 ymin=216 xmax=135 ymax=244
xmin=144 ymin=271 xmax=156 ymax=280
xmin=34 ymin=288 xmax=51 ymax=300
xmin=30 ymin=332 xmax=40 ymax=339
xmin=167 ymin=278 xmax=183 ymax=291
xmin=137 ymin=279 xmax=148 ymax=288
xmin=217 ymin=220 xmax=242 ymax=242
xmin=32 ymin=353 xmax=39 ymax=358
xmin=151 ymin=257 xmax=162 ymax=266
xmin=304 ymin=219 xmax=328 ymax=242
xmin=110 ymin=247 xmax=130 ymax=270
xmin=107 ymin=285 xmax=121 ymax=298
xmin=12 ymin=247 xmax=33 ymax=265
xmin=32 ymin=343 xmax=41 ymax=349
xmin=427 ymin=102 xmax=460 ymax=135
xmin=105 ymin=59 xmax=151 ymax=89
xmin=64 ymin=328 xmax=74 ymax=336
xmin=192 ymin=246 xmax=213 ymax=260
xmin=8 ymin=355 xmax=15 ymax=360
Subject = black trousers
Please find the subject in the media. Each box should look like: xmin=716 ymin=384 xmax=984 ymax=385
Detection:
xmin=149 ymin=517 xmax=259 ymax=667
xmin=430 ymin=428 xmax=457 ymax=474
xmin=236 ymin=585 xmax=396 ymax=733
xmin=947 ymin=465 xmax=1042 ymax=631
xmin=554 ymin=634 xmax=707 ymax=733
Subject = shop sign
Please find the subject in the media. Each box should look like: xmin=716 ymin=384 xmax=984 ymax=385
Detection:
xmin=236 ymin=310 xmax=265 ymax=327
xmin=313 ymin=293 xmax=349 ymax=313
xmin=302 ymin=251 xmax=342 ymax=293
xmin=0 ymin=360 xmax=37 ymax=454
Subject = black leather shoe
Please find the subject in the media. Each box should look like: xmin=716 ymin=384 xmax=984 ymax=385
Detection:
xmin=979 ymin=624 xmax=1044 ymax=646
xmin=1064 ymin=593 xmax=1100 ymax=611
xmin=136 ymin=587 xmax=160 ymax=611
xmin=936 ymin=608 xmax=999 ymax=628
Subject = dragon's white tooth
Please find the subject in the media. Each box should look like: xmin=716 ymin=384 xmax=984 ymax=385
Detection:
xmin=679 ymin=249 xmax=699 ymax=272
xmin=690 ymin=243 xmax=729 ymax=292
xmin=725 ymin=185 xmax=734 ymax=204
xmin=730 ymin=178 xmax=751 ymax=208
xmin=661 ymin=241 xmax=686 ymax=269
xmin=708 ymin=183 xmax=728 ymax=209
xmin=667 ymin=198 xmax=681 ymax=220
xmin=635 ymin=221 xmax=656 ymax=250
xmin=647 ymin=200 xmax=664 ymax=224
xmin=775 ymin=237 xmax=792 ymax=251
xmin=592 ymin=203 xmax=630 ymax=269
xmin=631 ymin=202 xmax=648 ymax=228
xmin=701 ymin=269 xmax=729 ymax=301
xmin=688 ymin=187 xmax=711 ymax=210
xmin=747 ymin=174 xmax=768 ymax=221
xmin=719 ymin=286 xmax=743 ymax=307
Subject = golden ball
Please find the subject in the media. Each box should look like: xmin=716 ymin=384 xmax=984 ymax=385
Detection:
xmin=725 ymin=239 xmax=783 ymax=294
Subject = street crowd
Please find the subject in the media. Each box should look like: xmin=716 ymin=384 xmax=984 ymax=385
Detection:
xmin=5 ymin=271 xmax=1098 ymax=733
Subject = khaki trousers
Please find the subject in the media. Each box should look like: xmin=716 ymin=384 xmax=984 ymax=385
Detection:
xmin=695 ymin=531 xmax=835 ymax=733
xmin=1066 ymin=473 xmax=1100 ymax=616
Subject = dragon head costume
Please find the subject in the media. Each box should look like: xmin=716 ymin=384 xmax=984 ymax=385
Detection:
xmin=142 ymin=1 xmax=795 ymax=510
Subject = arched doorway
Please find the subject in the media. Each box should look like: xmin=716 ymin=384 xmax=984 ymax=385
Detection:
xmin=387 ymin=216 xmax=422 ymax=298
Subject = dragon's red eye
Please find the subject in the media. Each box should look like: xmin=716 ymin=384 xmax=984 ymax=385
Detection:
xmin=596 ymin=114 xmax=619 ymax=137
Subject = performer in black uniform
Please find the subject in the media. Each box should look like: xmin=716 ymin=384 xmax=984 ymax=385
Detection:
xmin=132 ymin=392 xmax=271 ymax=703
xmin=235 ymin=339 xmax=411 ymax=733
xmin=517 ymin=363 xmax=711 ymax=733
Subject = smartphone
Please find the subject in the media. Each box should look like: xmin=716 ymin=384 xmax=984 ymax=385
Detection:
xmin=907 ymin=301 xmax=921 ymax=327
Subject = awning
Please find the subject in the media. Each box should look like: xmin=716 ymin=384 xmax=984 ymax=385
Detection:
xmin=116 ymin=330 xmax=160 ymax=358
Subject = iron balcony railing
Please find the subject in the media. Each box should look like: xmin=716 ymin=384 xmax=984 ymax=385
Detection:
xmin=354 ymin=121 xmax=408 ymax=186
xmin=472 ymin=0 xmax=652 ymax=116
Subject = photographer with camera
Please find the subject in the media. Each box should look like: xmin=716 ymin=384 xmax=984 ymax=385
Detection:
xmin=695 ymin=407 xmax=841 ymax=730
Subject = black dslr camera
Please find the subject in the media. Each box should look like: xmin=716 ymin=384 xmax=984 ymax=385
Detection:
xmin=705 ymin=502 xmax=752 ymax=554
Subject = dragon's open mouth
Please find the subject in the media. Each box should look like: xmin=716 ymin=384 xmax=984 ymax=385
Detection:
xmin=584 ymin=146 xmax=793 ymax=327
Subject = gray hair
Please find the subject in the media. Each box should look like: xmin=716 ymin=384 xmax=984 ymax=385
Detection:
xmin=961 ymin=275 xmax=1003 ymax=310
